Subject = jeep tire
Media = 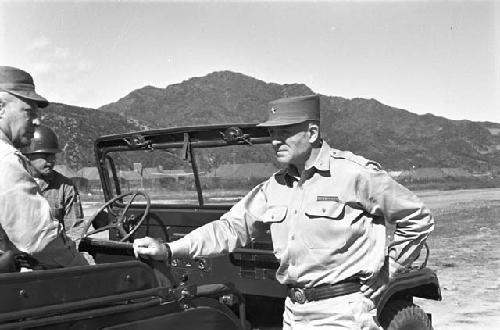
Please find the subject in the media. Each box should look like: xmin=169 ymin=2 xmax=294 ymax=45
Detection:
xmin=379 ymin=300 xmax=432 ymax=330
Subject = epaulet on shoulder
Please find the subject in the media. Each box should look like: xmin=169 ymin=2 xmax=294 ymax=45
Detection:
xmin=330 ymin=149 xmax=381 ymax=170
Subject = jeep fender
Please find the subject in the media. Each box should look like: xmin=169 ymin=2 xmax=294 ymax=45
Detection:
xmin=376 ymin=267 xmax=442 ymax=318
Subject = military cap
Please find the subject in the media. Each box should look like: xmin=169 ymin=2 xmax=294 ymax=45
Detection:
xmin=257 ymin=94 xmax=320 ymax=127
xmin=0 ymin=66 xmax=48 ymax=108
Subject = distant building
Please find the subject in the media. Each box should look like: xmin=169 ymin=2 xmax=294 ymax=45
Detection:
xmin=76 ymin=166 xmax=101 ymax=193
xmin=77 ymin=166 xmax=100 ymax=181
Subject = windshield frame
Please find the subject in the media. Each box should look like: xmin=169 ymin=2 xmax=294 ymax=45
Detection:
xmin=94 ymin=123 xmax=272 ymax=206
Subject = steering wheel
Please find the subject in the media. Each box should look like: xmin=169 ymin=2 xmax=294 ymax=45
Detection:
xmin=82 ymin=191 xmax=151 ymax=242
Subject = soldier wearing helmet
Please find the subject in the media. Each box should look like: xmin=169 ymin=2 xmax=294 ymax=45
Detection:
xmin=0 ymin=66 xmax=88 ymax=270
xmin=22 ymin=125 xmax=85 ymax=245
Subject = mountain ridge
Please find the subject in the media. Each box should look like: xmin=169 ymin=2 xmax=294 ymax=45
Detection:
xmin=41 ymin=70 xmax=500 ymax=173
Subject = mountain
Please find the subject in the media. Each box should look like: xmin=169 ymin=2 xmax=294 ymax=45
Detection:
xmin=99 ymin=71 xmax=313 ymax=127
xmin=41 ymin=71 xmax=500 ymax=173
xmin=40 ymin=103 xmax=144 ymax=169
xmin=99 ymin=71 xmax=500 ymax=172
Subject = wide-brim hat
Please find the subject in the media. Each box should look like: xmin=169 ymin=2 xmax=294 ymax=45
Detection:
xmin=0 ymin=66 xmax=49 ymax=108
xmin=257 ymin=94 xmax=320 ymax=127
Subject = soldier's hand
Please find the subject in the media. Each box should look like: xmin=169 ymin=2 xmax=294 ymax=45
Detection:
xmin=360 ymin=256 xmax=401 ymax=301
xmin=133 ymin=237 xmax=170 ymax=261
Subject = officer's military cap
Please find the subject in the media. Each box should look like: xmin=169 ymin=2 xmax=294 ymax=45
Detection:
xmin=258 ymin=94 xmax=320 ymax=127
xmin=0 ymin=66 xmax=48 ymax=108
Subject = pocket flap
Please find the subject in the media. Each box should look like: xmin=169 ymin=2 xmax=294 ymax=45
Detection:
xmin=261 ymin=206 xmax=288 ymax=223
xmin=305 ymin=202 xmax=345 ymax=219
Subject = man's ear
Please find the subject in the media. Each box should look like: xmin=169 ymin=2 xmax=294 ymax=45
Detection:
xmin=308 ymin=122 xmax=320 ymax=144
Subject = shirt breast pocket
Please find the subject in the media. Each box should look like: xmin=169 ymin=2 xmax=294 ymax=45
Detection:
xmin=302 ymin=202 xmax=349 ymax=249
xmin=305 ymin=202 xmax=345 ymax=220
xmin=260 ymin=205 xmax=288 ymax=254
xmin=261 ymin=206 xmax=288 ymax=224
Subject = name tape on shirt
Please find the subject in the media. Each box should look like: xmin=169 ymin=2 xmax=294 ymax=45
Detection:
xmin=316 ymin=196 xmax=340 ymax=202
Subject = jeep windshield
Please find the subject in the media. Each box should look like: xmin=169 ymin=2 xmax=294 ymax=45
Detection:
xmin=95 ymin=124 xmax=276 ymax=206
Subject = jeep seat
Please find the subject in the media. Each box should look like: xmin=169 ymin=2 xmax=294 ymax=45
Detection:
xmin=0 ymin=260 xmax=157 ymax=320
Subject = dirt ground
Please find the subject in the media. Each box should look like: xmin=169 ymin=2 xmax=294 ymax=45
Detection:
xmin=82 ymin=188 xmax=500 ymax=329
xmin=415 ymin=188 xmax=500 ymax=330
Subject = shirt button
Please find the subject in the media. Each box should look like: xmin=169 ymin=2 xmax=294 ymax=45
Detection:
xmin=294 ymin=210 xmax=298 ymax=214
xmin=322 ymin=208 xmax=326 ymax=213
xmin=290 ymin=235 xmax=295 ymax=240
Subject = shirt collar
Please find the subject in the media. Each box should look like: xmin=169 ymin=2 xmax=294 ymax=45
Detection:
xmin=0 ymin=129 xmax=13 ymax=147
xmin=279 ymin=140 xmax=332 ymax=181
xmin=307 ymin=140 xmax=331 ymax=172
xmin=0 ymin=130 xmax=36 ymax=177
xmin=34 ymin=177 xmax=50 ymax=191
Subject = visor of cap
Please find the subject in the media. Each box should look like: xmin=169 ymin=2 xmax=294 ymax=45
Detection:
xmin=257 ymin=116 xmax=311 ymax=127
xmin=0 ymin=66 xmax=49 ymax=108
xmin=2 ymin=88 xmax=49 ymax=108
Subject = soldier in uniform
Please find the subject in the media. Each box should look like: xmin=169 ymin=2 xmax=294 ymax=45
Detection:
xmin=133 ymin=94 xmax=434 ymax=329
xmin=0 ymin=66 xmax=88 ymax=269
xmin=22 ymin=125 xmax=85 ymax=244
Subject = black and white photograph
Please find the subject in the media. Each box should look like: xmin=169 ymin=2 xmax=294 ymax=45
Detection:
xmin=0 ymin=1 xmax=498 ymax=329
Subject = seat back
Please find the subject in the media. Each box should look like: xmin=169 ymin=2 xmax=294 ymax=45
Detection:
xmin=0 ymin=260 xmax=157 ymax=314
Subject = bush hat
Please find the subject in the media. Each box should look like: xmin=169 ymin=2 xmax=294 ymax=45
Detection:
xmin=258 ymin=94 xmax=320 ymax=127
xmin=0 ymin=66 xmax=48 ymax=108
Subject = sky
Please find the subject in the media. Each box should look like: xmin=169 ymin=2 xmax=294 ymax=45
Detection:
xmin=1 ymin=0 xmax=499 ymax=123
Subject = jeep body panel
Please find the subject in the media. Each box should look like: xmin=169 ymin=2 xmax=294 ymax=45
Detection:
xmin=0 ymin=260 xmax=243 ymax=329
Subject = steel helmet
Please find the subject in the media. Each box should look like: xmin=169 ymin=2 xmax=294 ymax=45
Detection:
xmin=23 ymin=125 xmax=62 ymax=154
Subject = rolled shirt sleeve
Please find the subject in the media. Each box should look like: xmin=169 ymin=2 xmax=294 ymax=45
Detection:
xmin=356 ymin=167 xmax=434 ymax=268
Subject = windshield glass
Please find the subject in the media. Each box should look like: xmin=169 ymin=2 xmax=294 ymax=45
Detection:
xmin=105 ymin=143 xmax=278 ymax=205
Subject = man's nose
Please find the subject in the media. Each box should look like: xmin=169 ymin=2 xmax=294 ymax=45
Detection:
xmin=271 ymin=139 xmax=282 ymax=148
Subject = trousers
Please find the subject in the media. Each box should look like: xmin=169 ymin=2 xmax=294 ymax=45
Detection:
xmin=282 ymin=292 xmax=382 ymax=330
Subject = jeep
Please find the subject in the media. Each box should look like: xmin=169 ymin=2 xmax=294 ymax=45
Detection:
xmin=0 ymin=123 xmax=441 ymax=329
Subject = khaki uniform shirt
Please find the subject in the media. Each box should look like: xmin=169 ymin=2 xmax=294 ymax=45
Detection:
xmin=0 ymin=130 xmax=88 ymax=268
xmin=35 ymin=171 xmax=84 ymax=243
xmin=169 ymin=141 xmax=434 ymax=287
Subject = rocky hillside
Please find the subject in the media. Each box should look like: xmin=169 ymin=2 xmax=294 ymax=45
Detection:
xmin=41 ymin=103 xmax=144 ymax=169
xmin=99 ymin=71 xmax=500 ymax=172
xmin=99 ymin=71 xmax=312 ymax=127
xmin=41 ymin=71 xmax=500 ymax=172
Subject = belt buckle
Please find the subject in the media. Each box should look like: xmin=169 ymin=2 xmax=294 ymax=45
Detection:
xmin=291 ymin=288 xmax=307 ymax=304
